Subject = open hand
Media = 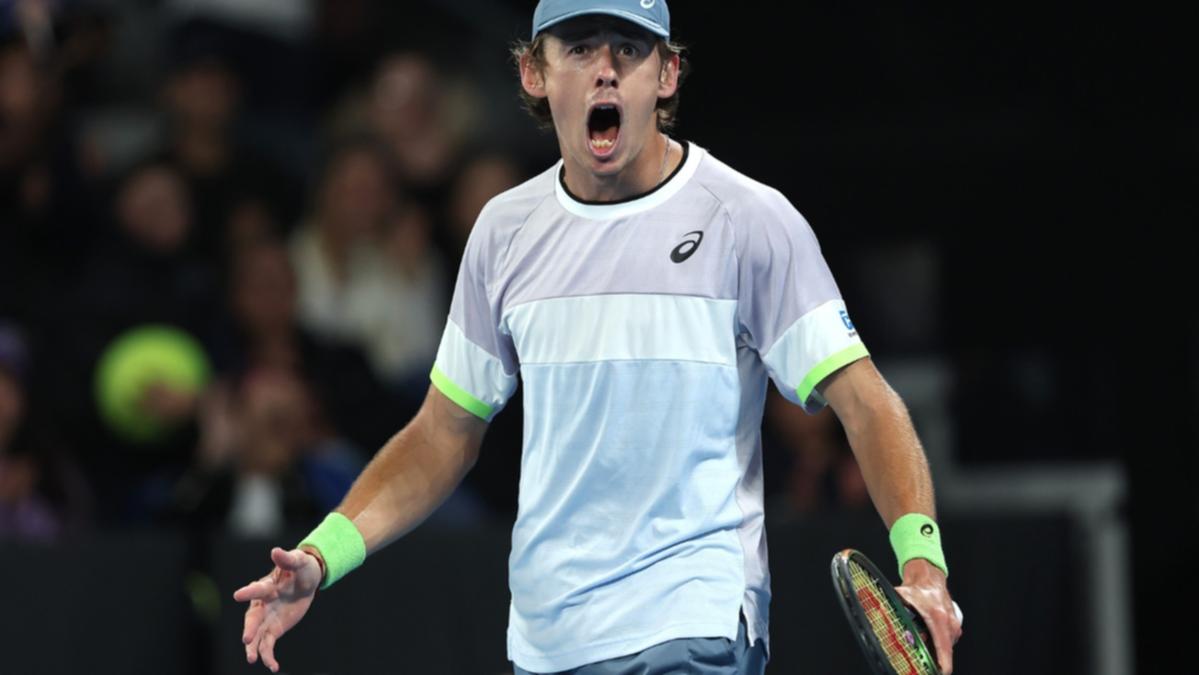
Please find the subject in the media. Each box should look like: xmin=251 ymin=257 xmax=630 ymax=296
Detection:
xmin=232 ymin=547 xmax=323 ymax=672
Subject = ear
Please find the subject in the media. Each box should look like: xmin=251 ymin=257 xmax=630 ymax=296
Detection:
xmin=657 ymin=52 xmax=680 ymax=99
xmin=520 ymin=52 xmax=547 ymax=99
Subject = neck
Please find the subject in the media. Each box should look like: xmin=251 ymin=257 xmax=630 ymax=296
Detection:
xmin=250 ymin=332 xmax=299 ymax=370
xmin=176 ymin=127 xmax=229 ymax=175
xmin=316 ymin=221 xmax=354 ymax=279
xmin=561 ymin=131 xmax=677 ymax=202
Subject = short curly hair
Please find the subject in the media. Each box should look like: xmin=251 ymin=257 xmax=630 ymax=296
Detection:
xmin=510 ymin=31 xmax=690 ymax=133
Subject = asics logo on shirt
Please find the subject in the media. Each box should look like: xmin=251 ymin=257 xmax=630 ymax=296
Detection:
xmin=670 ymin=231 xmax=704 ymax=263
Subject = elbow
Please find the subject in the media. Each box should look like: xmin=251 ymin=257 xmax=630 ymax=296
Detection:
xmin=462 ymin=440 xmax=482 ymax=472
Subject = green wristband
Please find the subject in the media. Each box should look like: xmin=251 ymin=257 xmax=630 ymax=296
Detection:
xmin=889 ymin=512 xmax=949 ymax=580
xmin=298 ymin=512 xmax=366 ymax=590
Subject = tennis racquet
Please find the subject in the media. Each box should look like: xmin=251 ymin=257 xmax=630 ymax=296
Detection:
xmin=830 ymin=548 xmax=941 ymax=675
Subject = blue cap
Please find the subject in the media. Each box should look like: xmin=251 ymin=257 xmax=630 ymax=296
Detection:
xmin=532 ymin=0 xmax=670 ymax=39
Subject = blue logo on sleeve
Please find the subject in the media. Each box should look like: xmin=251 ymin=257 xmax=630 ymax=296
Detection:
xmin=839 ymin=310 xmax=857 ymax=337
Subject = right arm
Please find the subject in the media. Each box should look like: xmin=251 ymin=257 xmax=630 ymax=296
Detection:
xmin=239 ymin=194 xmax=516 ymax=673
xmin=327 ymin=382 xmax=488 ymax=555
xmin=235 ymin=384 xmax=487 ymax=672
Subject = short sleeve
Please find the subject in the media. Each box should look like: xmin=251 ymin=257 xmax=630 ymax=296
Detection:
xmin=430 ymin=223 xmax=519 ymax=421
xmin=735 ymin=189 xmax=869 ymax=414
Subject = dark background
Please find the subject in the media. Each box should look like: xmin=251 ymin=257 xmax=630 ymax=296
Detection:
xmin=1 ymin=1 xmax=1195 ymax=673
xmin=678 ymin=7 xmax=1196 ymax=672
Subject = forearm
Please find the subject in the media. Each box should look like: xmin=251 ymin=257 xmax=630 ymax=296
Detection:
xmin=840 ymin=385 xmax=936 ymax=529
xmin=333 ymin=395 xmax=481 ymax=554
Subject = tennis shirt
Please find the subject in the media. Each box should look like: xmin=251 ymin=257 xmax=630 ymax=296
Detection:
xmin=429 ymin=140 xmax=870 ymax=672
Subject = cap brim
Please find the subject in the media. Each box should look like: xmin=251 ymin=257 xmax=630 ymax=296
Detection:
xmin=535 ymin=9 xmax=669 ymax=39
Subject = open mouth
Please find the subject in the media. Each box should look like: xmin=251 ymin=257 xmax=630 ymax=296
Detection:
xmin=587 ymin=104 xmax=621 ymax=158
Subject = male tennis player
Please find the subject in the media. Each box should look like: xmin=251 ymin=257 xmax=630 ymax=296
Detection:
xmin=234 ymin=1 xmax=964 ymax=673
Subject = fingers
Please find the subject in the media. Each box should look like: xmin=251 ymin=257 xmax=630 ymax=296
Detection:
xmin=243 ymin=600 xmax=265 ymax=645
xmin=237 ymin=550 xmax=297 ymax=671
xmin=233 ymin=576 xmax=276 ymax=603
xmin=246 ymin=621 xmax=281 ymax=672
xmin=245 ymin=623 xmax=259 ymax=665
xmin=235 ymin=549 xmax=300 ymax=605
xmin=260 ymin=630 xmax=280 ymax=673
xmin=272 ymin=546 xmax=305 ymax=571
xmin=896 ymin=585 xmax=958 ymax=673
xmin=926 ymin=601 xmax=961 ymax=674
xmin=930 ymin=616 xmax=954 ymax=674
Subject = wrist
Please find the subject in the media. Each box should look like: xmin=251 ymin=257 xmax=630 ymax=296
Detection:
xmin=889 ymin=512 xmax=949 ymax=580
xmin=901 ymin=557 xmax=947 ymax=585
xmin=298 ymin=512 xmax=367 ymax=590
xmin=298 ymin=545 xmax=327 ymax=582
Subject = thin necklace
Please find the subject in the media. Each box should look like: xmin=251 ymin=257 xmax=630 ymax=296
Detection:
xmin=658 ymin=134 xmax=672 ymax=185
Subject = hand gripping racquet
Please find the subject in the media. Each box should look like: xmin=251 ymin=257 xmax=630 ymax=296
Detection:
xmin=830 ymin=548 xmax=957 ymax=675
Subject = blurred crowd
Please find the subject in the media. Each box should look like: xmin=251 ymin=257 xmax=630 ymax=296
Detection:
xmin=0 ymin=0 xmax=868 ymax=543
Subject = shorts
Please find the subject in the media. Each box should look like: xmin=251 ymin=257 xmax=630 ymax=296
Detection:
xmin=513 ymin=615 xmax=767 ymax=675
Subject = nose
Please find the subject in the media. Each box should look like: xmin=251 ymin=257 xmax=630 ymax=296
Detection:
xmin=594 ymin=44 xmax=618 ymax=89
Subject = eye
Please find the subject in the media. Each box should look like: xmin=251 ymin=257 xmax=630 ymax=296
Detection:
xmin=569 ymin=44 xmax=588 ymax=56
xmin=619 ymin=43 xmax=640 ymax=57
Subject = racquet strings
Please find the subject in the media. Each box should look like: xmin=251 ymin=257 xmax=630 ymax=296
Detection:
xmin=848 ymin=558 xmax=934 ymax=675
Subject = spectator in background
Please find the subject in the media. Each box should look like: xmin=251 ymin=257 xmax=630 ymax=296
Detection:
xmin=288 ymin=138 xmax=446 ymax=391
xmin=73 ymin=158 xmax=218 ymax=337
xmin=221 ymin=240 xmax=397 ymax=450
xmin=366 ymin=52 xmax=462 ymax=194
xmin=0 ymin=326 xmax=28 ymax=458
xmin=0 ymin=34 xmax=96 ymax=320
xmin=0 ymin=323 xmax=55 ymax=541
xmin=0 ymin=446 xmax=57 ymax=541
xmin=0 ymin=321 xmax=92 ymax=541
xmin=763 ymin=389 xmax=871 ymax=516
xmin=221 ymin=242 xmax=486 ymax=525
xmin=160 ymin=20 xmax=299 ymax=264
xmin=445 ymin=152 xmax=523 ymax=261
xmin=224 ymin=197 xmax=282 ymax=257
xmin=41 ymin=158 xmax=218 ymax=521
xmin=327 ymin=51 xmax=476 ymax=221
xmin=366 ymin=200 xmax=446 ymax=395
xmin=289 ymin=138 xmax=394 ymax=346
xmin=171 ymin=366 xmax=360 ymax=537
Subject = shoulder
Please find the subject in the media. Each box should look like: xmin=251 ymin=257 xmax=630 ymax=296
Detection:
xmin=688 ymin=144 xmax=815 ymax=252
xmin=471 ymin=164 xmax=558 ymax=245
xmin=690 ymin=147 xmax=798 ymax=221
xmin=458 ymin=164 xmax=557 ymax=276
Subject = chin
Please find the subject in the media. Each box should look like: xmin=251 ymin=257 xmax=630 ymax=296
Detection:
xmin=587 ymin=152 xmax=625 ymax=175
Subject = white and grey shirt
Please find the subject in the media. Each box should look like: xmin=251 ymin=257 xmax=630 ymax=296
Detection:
xmin=431 ymin=140 xmax=870 ymax=672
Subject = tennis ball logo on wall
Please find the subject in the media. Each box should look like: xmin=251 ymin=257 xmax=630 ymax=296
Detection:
xmin=94 ymin=324 xmax=211 ymax=443
xmin=920 ymin=524 xmax=935 ymax=537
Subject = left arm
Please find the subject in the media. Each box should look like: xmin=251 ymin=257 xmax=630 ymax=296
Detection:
xmin=817 ymin=356 xmax=963 ymax=673
xmin=817 ymin=357 xmax=933 ymax=530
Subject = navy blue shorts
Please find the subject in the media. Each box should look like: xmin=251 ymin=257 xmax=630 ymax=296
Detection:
xmin=513 ymin=616 xmax=767 ymax=675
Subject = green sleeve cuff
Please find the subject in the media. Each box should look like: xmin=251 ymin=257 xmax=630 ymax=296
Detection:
xmin=796 ymin=342 xmax=871 ymax=408
xmin=430 ymin=365 xmax=494 ymax=420
xmin=298 ymin=512 xmax=367 ymax=590
xmin=889 ymin=512 xmax=949 ymax=580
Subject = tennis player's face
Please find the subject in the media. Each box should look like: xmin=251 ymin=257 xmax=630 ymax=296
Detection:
xmin=526 ymin=18 xmax=678 ymax=184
